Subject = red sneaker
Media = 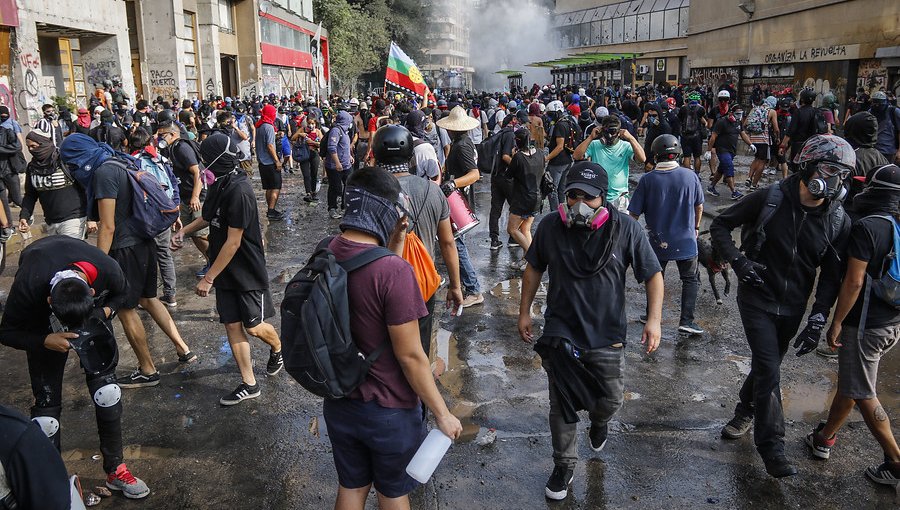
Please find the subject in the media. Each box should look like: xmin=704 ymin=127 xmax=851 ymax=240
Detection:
xmin=106 ymin=463 xmax=150 ymax=499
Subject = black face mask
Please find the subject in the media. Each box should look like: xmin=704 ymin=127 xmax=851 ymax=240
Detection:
xmin=0 ymin=115 xmax=8 ymax=122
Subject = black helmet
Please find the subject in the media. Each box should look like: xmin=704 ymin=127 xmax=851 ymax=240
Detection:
xmin=156 ymin=109 xmax=176 ymax=125
xmin=799 ymin=88 xmax=817 ymax=105
xmin=372 ymin=125 xmax=413 ymax=165
xmin=651 ymin=134 xmax=682 ymax=163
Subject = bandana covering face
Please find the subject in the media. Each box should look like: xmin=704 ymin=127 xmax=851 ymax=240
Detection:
xmin=255 ymin=104 xmax=276 ymax=129
xmin=339 ymin=187 xmax=401 ymax=246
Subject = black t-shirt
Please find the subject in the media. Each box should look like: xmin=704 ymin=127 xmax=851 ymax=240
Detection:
xmin=508 ymin=150 xmax=544 ymax=215
xmin=679 ymin=105 xmax=707 ymax=138
xmin=89 ymin=124 xmax=127 ymax=151
xmin=622 ymin=100 xmax=641 ymax=121
xmin=843 ymin=216 xmax=900 ymax=328
xmin=786 ymin=105 xmax=820 ymax=153
xmin=495 ymin=127 xmax=516 ymax=176
xmin=166 ymin=139 xmax=206 ymax=202
xmin=525 ymin=211 xmax=662 ymax=349
xmin=202 ymin=173 xmax=268 ymax=291
xmin=0 ymin=405 xmax=71 ymax=510
xmin=548 ymin=118 xmax=573 ymax=166
xmin=445 ymin=134 xmax=478 ymax=180
xmin=712 ymin=117 xmax=742 ymax=155
xmin=92 ymin=160 xmax=140 ymax=250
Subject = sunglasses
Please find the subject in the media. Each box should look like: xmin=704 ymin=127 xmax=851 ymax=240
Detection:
xmin=566 ymin=189 xmax=597 ymax=201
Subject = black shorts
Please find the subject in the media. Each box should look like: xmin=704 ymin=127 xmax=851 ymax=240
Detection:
xmin=681 ymin=136 xmax=703 ymax=158
xmin=323 ymin=398 xmax=426 ymax=498
xmin=258 ymin=163 xmax=282 ymax=190
xmin=753 ymin=143 xmax=771 ymax=161
xmin=215 ymin=288 xmax=275 ymax=328
xmin=110 ymin=240 xmax=158 ymax=309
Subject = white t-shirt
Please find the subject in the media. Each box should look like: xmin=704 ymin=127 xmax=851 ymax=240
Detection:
xmin=468 ymin=109 xmax=488 ymax=144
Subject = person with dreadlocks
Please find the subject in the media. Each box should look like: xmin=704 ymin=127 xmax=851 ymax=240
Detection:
xmin=518 ymin=161 xmax=663 ymax=501
xmin=805 ymin=164 xmax=900 ymax=486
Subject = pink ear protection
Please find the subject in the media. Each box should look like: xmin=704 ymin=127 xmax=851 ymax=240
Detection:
xmin=558 ymin=203 xmax=610 ymax=230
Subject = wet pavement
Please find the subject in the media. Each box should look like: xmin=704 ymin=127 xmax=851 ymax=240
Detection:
xmin=1 ymin=157 xmax=898 ymax=509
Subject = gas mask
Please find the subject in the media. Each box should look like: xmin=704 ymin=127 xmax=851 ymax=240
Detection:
xmin=730 ymin=111 xmax=744 ymax=123
xmin=156 ymin=136 xmax=168 ymax=149
xmin=558 ymin=201 xmax=609 ymax=230
xmin=45 ymin=110 xmax=58 ymax=121
xmin=647 ymin=115 xmax=660 ymax=126
xmin=803 ymin=161 xmax=850 ymax=201
xmin=601 ymin=128 xmax=620 ymax=146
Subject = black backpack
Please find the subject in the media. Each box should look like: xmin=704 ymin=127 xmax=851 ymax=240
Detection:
xmin=281 ymin=241 xmax=395 ymax=399
xmin=318 ymin=125 xmax=344 ymax=160
xmin=486 ymin=110 xmax=499 ymax=132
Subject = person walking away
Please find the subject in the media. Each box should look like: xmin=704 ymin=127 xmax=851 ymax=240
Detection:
xmin=779 ymin=88 xmax=827 ymax=171
xmin=868 ymin=91 xmax=900 ymax=165
xmin=320 ymin=166 xmax=462 ymax=509
xmin=545 ymin=100 xmax=575 ymax=211
xmin=488 ymin=112 xmax=520 ymax=250
xmin=404 ymin=110 xmax=441 ymax=181
xmin=518 ymin=161 xmax=663 ymax=500
xmin=354 ymin=101 xmax=372 ymax=171
xmin=573 ymin=115 xmax=645 ymax=212
xmin=59 ymin=134 xmax=197 ymax=389
xmin=255 ymin=104 xmax=285 ymax=220
xmin=437 ymin=106 xmax=484 ymax=308
xmin=19 ymin=129 xmax=92 ymax=239
xmin=173 ymin=132 xmax=284 ymax=405
xmin=0 ymin=107 xmax=24 ymax=232
xmin=89 ymin=110 xmax=126 ymax=152
xmin=324 ymin=109 xmax=353 ymax=219
xmin=628 ymin=135 xmax=705 ymax=335
xmin=371 ymin=125 xmax=463 ymax=354
xmin=745 ymin=96 xmax=778 ymax=190
xmin=506 ymin=127 xmax=544 ymax=269
xmin=0 ymin=236 xmax=150 ymax=498
xmin=708 ymin=104 xmax=755 ymax=200
xmin=805 ymin=164 xmax=900 ymax=486
xmin=678 ymin=92 xmax=708 ymax=173
xmin=843 ymin=111 xmax=890 ymax=218
xmin=710 ymin=134 xmax=853 ymax=478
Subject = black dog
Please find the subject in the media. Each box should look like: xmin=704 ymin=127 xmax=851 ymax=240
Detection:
xmin=697 ymin=235 xmax=731 ymax=305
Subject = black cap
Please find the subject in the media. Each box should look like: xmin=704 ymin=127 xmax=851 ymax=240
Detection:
xmin=867 ymin=164 xmax=900 ymax=191
xmin=565 ymin=161 xmax=608 ymax=198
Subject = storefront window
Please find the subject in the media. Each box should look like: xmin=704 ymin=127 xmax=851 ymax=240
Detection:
xmin=556 ymin=0 xmax=689 ymax=46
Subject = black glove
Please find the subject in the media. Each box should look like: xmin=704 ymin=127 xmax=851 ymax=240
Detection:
xmin=794 ymin=312 xmax=826 ymax=356
xmin=440 ymin=180 xmax=457 ymax=197
xmin=731 ymin=256 xmax=766 ymax=287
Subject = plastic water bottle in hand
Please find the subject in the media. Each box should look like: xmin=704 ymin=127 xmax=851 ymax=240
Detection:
xmin=406 ymin=429 xmax=452 ymax=483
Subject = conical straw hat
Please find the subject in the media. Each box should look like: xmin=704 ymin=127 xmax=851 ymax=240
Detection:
xmin=436 ymin=105 xmax=480 ymax=132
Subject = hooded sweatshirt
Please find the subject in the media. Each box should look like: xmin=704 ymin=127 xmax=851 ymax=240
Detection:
xmin=325 ymin=110 xmax=353 ymax=171
xmin=58 ymin=133 xmax=119 ymax=217
xmin=22 ymin=132 xmax=86 ymax=224
xmin=844 ymin=111 xmax=891 ymax=211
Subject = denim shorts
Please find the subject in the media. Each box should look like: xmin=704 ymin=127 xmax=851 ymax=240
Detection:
xmin=717 ymin=151 xmax=735 ymax=177
xmin=323 ymin=398 xmax=426 ymax=498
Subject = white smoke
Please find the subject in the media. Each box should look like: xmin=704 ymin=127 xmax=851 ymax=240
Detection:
xmin=468 ymin=0 xmax=558 ymax=92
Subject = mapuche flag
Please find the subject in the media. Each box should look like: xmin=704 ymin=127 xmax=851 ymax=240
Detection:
xmin=385 ymin=42 xmax=428 ymax=99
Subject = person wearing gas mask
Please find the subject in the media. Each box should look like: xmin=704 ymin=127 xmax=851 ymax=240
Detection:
xmin=35 ymin=104 xmax=65 ymax=148
xmin=710 ymin=134 xmax=853 ymax=478
xmin=0 ymin=236 xmax=150 ymax=499
xmin=573 ymin=115 xmax=645 ymax=212
xmin=707 ymin=104 xmax=755 ymax=200
xmin=518 ymin=161 xmax=663 ymax=501
xmin=868 ymin=91 xmax=900 ymax=165
xmin=779 ymin=88 xmax=828 ymax=171
xmin=172 ymin=132 xmax=284 ymax=406
xmin=641 ymin=102 xmax=672 ymax=172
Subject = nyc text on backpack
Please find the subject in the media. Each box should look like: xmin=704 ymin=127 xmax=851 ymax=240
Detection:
xmin=280 ymin=241 xmax=396 ymax=399
xmin=746 ymin=106 xmax=768 ymax=135
xmin=105 ymin=157 xmax=180 ymax=239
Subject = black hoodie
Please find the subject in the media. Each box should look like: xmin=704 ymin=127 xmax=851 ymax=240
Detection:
xmin=710 ymin=174 xmax=850 ymax=317
xmin=845 ymin=112 xmax=890 ymax=210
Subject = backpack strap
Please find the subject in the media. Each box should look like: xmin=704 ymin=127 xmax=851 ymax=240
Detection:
xmin=338 ymin=246 xmax=395 ymax=273
xmin=748 ymin=184 xmax=783 ymax=258
xmin=857 ymin=215 xmax=896 ymax=340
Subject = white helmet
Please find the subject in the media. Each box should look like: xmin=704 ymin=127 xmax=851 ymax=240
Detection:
xmin=717 ymin=90 xmax=731 ymax=99
xmin=538 ymin=102 xmax=546 ymax=113
xmin=546 ymin=100 xmax=564 ymax=113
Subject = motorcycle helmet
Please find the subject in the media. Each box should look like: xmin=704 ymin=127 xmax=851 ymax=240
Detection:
xmin=651 ymin=134 xmax=682 ymax=163
xmin=372 ymin=125 xmax=413 ymax=165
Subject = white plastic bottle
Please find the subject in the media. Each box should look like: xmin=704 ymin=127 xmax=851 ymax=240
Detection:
xmin=405 ymin=429 xmax=452 ymax=483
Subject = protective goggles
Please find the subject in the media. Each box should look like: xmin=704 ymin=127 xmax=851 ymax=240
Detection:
xmin=815 ymin=161 xmax=852 ymax=180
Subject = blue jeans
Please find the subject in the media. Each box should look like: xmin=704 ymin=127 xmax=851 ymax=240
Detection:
xmin=456 ymin=236 xmax=480 ymax=295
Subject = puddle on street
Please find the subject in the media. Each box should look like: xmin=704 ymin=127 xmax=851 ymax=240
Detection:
xmin=489 ymin=278 xmax=546 ymax=316
xmin=62 ymin=445 xmax=178 ymax=462
xmin=726 ymin=354 xmax=751 ymax=376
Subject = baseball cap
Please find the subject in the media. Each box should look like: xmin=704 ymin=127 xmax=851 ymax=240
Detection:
xmin=565 ymin=161 xmax=608 ymax=198
xmin=865 ymin=164 xmax=900 ymax=189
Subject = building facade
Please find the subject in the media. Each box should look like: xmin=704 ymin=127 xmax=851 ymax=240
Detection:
xmin=421 ymin=0 xmax=474 ymax=92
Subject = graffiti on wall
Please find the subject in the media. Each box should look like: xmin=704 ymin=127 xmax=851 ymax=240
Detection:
xmin=18 ymin=68 xmax=44 ymax=124
xmin=239 ymin=80 xmax=259 ymax=98
xmin=793 ymin=61 xmax=849 ymax=108
xmin=83 ymin=60 xmax=117 ymax=86
xmin=689 ymin=67 xmax=740 ymax=89
xmin=148 ymin=68 xmax=178 ymax=100
xmin=857 ymin=59 xmax=887 ymax=95
xmin=205 ymin=78 xmax=216 ymax=98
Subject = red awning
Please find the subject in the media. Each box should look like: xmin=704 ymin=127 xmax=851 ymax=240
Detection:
xmin=0 ymin=0 xmax=18 ymax=27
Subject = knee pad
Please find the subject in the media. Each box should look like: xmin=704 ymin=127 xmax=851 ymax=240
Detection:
xmin=32 ymin=415 xmax=60 ymax=438
xmin=93 ymin=383 xmax=121 ymax=408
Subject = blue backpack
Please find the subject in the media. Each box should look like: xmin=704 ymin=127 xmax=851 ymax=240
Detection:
xmin=867 ymin=215 xmax=900 ymax=307
xmin=135 ymin=150 xmax=179 ymax=205
xmin=105 ymin=158 xmax=180 ymax=239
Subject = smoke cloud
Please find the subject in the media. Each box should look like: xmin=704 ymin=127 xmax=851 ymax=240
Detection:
xmin=468 ymin=0 xmax=557 ymax=91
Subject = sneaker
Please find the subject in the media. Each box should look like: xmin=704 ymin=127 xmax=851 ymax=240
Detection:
xmin=195 ymin=262 xmax=211 ymax=278
xmin=106 ymin=463 xmax=150 ymax=499
xmin=744 ymin=179 xmax=752 ymax=188
xmin=508 ymin=259 xmax=527 ymax=271
xmin=490 ymin=238 xmax=503 ymax=250
xmin=266 ymin=350 xmax=284 ymax=376
xmin=678 ymin=322 xmax=705 ymax=335
xmin=461 ymin=293 xmax=484 ymax=308
xmin=117 ymin=370 xmax=160 ymax=388
xmin=865 ymin=459 xmax=900 ymax=486
xmin=266 ymin=209 xmax=285 ymax=221
xmin=220 ymin=382 xmax=261 ymax=406
xmin=731 ymin=191 xmax=744 ymax=200
xmin=706 ymin=185 xmax=720 ymax=197
xmin=303 ymin=195 xmax=314 ymax=203
xmin=805 ymin=423 xmax=836 ymax=460
xmin=160 ymin=294 xmax=177 ymax=307
xmin=748 ymin=184 xmax=759 ymax=192
xmin=508 ymin=237 xmax=520 ymax=248
xmin=544 ymin=465 xmax=575 ymax=501
xmin=329 ymin=208 xmax=342 ymax=219
xmin=763 ymin=455 xmax=798 ymax=478
xmin=588 ymin=423 xmax=608 ymax=452
xmin=177 ymin=351 xmax=198 ymax=364
xmin=815 ymin=343 xmax=838 ymax=358
xmin=721 ymin=413 xmax=753 ymax=439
